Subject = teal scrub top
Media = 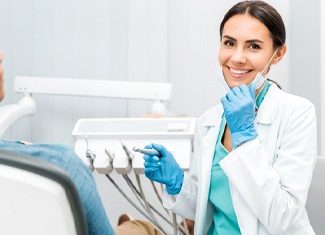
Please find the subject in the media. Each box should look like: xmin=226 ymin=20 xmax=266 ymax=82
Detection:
xmin=208 ymin=81 xmax=271 ymax=235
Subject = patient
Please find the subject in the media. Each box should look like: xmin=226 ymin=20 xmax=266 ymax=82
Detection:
xmin=0 ymin=52 xmax=162 ymax=235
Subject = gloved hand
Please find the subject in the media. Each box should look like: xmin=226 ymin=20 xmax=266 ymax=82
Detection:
xmin=143 ymin=143 xmax=184 ymax=195
xmin=221 ymin=84 xmax=258 ymax=149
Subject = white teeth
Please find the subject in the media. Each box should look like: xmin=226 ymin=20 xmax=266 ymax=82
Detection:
xmin=230 ymin=68 xmax=249 ymax=74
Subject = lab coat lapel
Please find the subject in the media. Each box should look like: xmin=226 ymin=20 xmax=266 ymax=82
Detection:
xmin=255 ymin=84 xmax=283 ymax=142
xmin=200 ymin=105 xmax=223 ymax=167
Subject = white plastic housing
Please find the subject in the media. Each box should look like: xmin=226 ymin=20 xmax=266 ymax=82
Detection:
xmin=72 ymin=118 xmax=196 ymax=174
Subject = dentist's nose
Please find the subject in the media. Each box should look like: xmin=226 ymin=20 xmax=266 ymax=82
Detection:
xmin=231 ymin=49 xmax=246 ymax=64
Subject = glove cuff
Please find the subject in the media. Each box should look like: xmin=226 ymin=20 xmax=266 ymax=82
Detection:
xmin=166 ymin=169 xmax=184 ymax=195
xmin=231 ymin=125 xmax=257 ymax=149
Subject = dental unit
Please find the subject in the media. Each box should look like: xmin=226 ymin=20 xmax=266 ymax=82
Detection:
xmin=1 ymin=76 xmax=195 ymax=235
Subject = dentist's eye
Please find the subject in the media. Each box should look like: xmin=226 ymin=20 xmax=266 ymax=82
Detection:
xmin=224 ymin=40 xmax=235 ymax=47
xmin=248 ymin=43 xmax=261 ymax=50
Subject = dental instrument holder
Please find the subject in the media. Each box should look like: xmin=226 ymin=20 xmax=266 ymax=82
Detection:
xmin=72 ymin=118 xmax=196 ymax=175
xmin=93 ymin=148 xmax=114 ymax=174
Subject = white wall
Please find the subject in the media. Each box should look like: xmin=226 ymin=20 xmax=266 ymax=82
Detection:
xmin=288 ymin=0 xmax=321 ymax=155
xmin=321 ymin=0 xmax=325 ymax=155
xmin=0 ymin=0 xmax=168 ymax=144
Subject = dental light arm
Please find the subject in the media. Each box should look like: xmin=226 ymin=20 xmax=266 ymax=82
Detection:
xmin=0 ymin=94 xmax=36 ymax=136
xmin=14 ymin=76 xmax=172 ymax=115
xmin=14 ymin=76 xmax=171 ymax=100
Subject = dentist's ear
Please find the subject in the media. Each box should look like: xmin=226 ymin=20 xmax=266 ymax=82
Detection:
xmin=271 ymin=44 xmax=287 ymax=65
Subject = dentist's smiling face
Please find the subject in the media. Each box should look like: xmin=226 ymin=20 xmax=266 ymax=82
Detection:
xmin=218 ymin=14 xmax=276 ymax=88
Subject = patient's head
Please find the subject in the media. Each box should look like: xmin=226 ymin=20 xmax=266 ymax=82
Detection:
xmin=0 ymin=52 xmax=4 ymax=101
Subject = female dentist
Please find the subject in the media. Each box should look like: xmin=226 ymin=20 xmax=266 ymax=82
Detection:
xmin=143 ymin=1 xmax=317 ymax=234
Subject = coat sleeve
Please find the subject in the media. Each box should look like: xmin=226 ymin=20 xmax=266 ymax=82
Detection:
xmin=219 ymin=97 xmax=317 ymax=234
xmin=162 ymin=173 xmax=198 ymax=220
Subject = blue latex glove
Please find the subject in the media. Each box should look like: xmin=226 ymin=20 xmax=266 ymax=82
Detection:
xmin=143 ymin=143 xmax=184 ymax=195
xmin=221 ymin=84 xmax=258 ymax=149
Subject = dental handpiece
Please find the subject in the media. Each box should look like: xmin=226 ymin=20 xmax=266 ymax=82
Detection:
xmin=132 ymin=146 xmax=161 ymax=156
xmin=120 ymin=140 xmax=134 ymax=160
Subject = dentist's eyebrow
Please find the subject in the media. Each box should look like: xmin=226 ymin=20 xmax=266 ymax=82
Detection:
xmin=222 ymin=35 xmax=264 ymax=44
xmin=246 ymin=39 xmax=264 ymax=44
xmin=222 ymin=35 xmax=237 ymax=41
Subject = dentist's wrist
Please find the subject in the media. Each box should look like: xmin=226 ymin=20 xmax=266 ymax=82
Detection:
xmin=166 ymin=169 xmax=184 ymax=195
xmin=231 ymin=126 xmax=257 ymax=149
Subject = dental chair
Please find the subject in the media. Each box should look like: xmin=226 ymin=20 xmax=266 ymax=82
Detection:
xmin=306 ymin=156 xmax=325 ymax=234
xmin=0 ymin=149 xmax=88 ymax=235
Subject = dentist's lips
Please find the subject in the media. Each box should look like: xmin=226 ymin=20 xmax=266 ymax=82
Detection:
xmin=228 ymin=67 xmax=252 ymax=78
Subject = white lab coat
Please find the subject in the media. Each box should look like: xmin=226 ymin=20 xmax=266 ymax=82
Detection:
xmin=163 ymin=84 xmax=317 ymax=235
